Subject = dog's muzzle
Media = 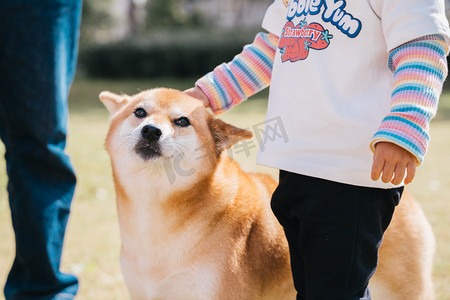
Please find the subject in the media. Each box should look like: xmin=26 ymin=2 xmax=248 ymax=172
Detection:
xmin=135 ymin=125 xmax=162 ymax=160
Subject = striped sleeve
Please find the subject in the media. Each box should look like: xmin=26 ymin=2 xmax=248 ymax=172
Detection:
xmin=370 ymin=35 xmax=449 ymax=164
xmin=195 ymin=32 xmax=279 ymax=114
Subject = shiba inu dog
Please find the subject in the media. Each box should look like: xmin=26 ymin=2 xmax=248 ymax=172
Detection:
xmin=100 ymin=88 xmax=435 ymax=300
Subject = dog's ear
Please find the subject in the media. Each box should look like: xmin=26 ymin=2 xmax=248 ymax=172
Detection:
xmin=209 ymin=118 xmax=253 ymax=156
xmin=99 ymin=91 xmax=129 ymax=114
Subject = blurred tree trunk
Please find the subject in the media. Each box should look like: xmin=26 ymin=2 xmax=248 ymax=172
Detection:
xmin=128 ymin=0 xmax=138 ymax=36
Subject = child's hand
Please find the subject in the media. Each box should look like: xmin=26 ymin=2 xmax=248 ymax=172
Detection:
xmin=371 ymin=142 xmax=417 ymax=185
xmin=184 ymin=87 xmax=209 ymax=108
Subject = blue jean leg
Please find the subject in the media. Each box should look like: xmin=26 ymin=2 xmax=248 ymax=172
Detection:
xmin=0 ymin=0 xmax=82 ymax=299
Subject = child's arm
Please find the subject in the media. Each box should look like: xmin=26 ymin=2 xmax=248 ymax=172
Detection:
xmin=371 ymin=35 xmax=449 ymax=185
xmin=185 ymin=32 xmax=279 ymax=114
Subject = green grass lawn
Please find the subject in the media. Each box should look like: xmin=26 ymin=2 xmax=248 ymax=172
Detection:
xmin=0 ymin=78 xmax=450 ymax=299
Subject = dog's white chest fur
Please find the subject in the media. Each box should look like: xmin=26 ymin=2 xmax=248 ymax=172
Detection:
xmin=121 ymin=254 xmax=219 ymax=300
xmin=116 ymin=171 xmax=221 ymax=300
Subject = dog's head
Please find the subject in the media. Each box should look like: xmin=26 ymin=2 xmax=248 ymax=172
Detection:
xmin=100 ymin=88 xmax=252 ymax=182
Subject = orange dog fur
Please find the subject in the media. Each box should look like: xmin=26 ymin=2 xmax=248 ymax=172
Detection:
xmin=100 ymin=88 xmax=435 ymax=300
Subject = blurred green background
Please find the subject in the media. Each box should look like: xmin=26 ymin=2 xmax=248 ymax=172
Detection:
xmin=1 ymin=0 xmax=450 ymax=299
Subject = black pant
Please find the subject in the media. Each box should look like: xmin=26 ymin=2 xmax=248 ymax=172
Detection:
xmin=271 ymin=171 xmax=403 ymax=300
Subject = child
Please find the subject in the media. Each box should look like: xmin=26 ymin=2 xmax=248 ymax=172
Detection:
xmin=186 ymin=0 xmax=450 ymax=299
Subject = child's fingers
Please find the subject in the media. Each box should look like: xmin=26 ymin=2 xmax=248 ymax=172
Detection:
xmin=371 ymin=142 xmax=417 ymax=185
xmin=391 ymin=164 xmax=406 ymax=185
xmin=184 ymin=87 xmax=209 ymax=107
xmin=381 ymin=162 xmax=396 ymax=183
xmin=404 ymin=162 xmax=416 ymax=185
xmin=371 ymin=155 xmax=384 ymax=181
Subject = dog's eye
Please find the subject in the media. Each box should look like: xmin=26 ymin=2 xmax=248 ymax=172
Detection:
xmin=134 ymin=108 xmax=147 ymax=119
xmin=174 ymin=117 xmax=190 ymax=127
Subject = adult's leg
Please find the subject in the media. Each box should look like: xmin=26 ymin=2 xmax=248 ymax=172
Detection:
xmin=0 ymin=0 xmax=82 ymax=299
xmin=271 ymin=171 xmax=402 ymax=300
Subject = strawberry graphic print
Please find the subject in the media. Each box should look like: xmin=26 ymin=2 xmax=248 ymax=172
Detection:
xmin=278 ymin=0 xmax=362 ymax=62
xmin=279 ymin=20 xmax=333 ymax=62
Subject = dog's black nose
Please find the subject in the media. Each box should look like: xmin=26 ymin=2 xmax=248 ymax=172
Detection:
xmin=141 ymin=125 xmax=162 ymax=141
